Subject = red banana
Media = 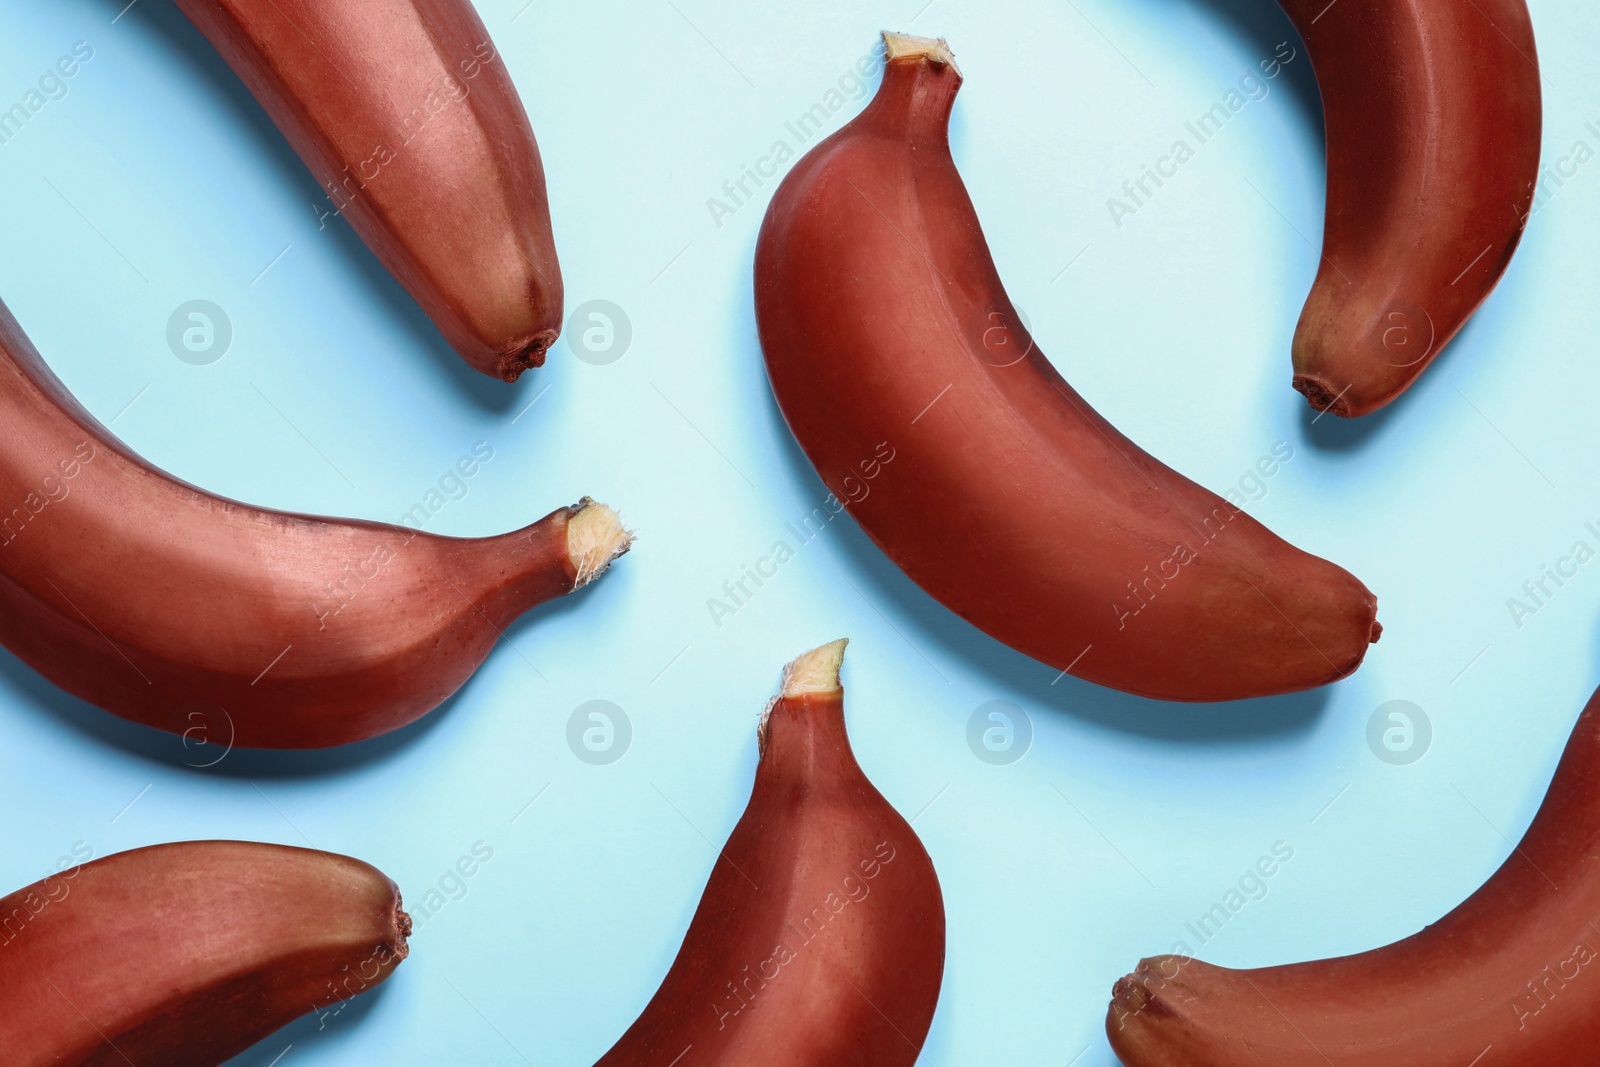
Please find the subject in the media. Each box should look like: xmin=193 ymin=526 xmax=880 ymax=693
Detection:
xmin=595 ymin=640 xmax=945 ymax=1065
xmin=1281 ymin=0 xmax=1541 ymax=417
xmin=0 ymin=840 xmax=409 ymax=1067
xmin=175 ymin=0 xmax=563 ymax=381
xmin=0 ymin=299 xmax=630 ymax=748
xmin=1108 ymin=683 xmax=1600 ymax=1065
xmin=755 ymin=32 xmax=1379 ymax=702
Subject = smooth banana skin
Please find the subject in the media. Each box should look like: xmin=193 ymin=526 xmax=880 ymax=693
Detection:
xmin=0 ymin=301 xmax=631 ymax=748
xmin=175 ymin=0 xmax=563 ymax=381
xmin=755 ymin=33 xmax=1379 ymax=703
xmin=1108 ymin=684 xmax=1600 ymax=1066
xmin=595 ymin=640 xmax=945 ymax=1065
xmin=1283 ymin=0 xmax=1541 ymax=417
xmin=0 ymin=841 xmax=409 ymax=1067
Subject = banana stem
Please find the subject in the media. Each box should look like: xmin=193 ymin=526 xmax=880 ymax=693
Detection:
xmin=883 ymin=31 xmax=960 ymax=73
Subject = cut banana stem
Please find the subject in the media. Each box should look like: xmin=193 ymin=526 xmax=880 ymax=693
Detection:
xmin=567 ymin=501 xmax=634 ymax=588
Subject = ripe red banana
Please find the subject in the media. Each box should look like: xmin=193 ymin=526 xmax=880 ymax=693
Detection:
xmin=595 ymin=640 xmax=945 ymax=1065
xmin=0 ymin=840 xmax=409 ymax=1067
xmin=1281 ymin=0 xmax=1541 ymax=417
xmin=174 ymin=0 xmax=563 ymax=381
xmin=1108 ymin=683 xmax=1600 ymax=1065
xmin=754 ymin=33 xmax=1379 ymax=702
xmin=0 ymin=299 xmax=630 ymax=749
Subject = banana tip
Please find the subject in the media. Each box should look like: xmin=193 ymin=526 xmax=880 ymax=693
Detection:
xmin=1109 ymin=971 xmax=1152 ymax=1019
xmin=1293 ymin=374 xmax=1356 ymax=419
xmin=497 ymin=329 xmax=558 ymax=383
xmin=1107 ymin=956 xmax=1189 ymax=1036
xmin=567 ymin=499 xmax=634 ymax=588
xmin=391 ymin=897 xmax=413 ymax=961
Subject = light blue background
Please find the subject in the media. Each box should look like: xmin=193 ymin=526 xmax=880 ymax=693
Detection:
xmin=0 ymin=0 xmax=1593 ymax=1063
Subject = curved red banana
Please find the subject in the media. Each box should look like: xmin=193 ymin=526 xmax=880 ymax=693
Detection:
xmin=755 ymin=33 xmax=1379 ymax=702
xmin=1282 ymin=0 xmax=1542 ymax=417
xmin=0 ymin=841 xmax=408 ymax=1067
xmin=0 ymin=300 xmax=630 ymax=748
xmin=595 ymin=640 xmax=945 ymax=1065
xmin=1108 ymin=684 xmax=1600 ymax=1065
xmin=175 ymin=0 xmax=563 ymax=381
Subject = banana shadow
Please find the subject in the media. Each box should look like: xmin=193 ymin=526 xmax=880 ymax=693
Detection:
xmin=733 ymin=267 xmax=1332 ymax=744
xmin=101 ymin=0 xmax=523 ymax=415
xmin=1120 ymin=0 xmax=1414 ymax=455
xmin=0 ymin=580 xmax=611 ymax=778
xmin=1297 ymin=310 xmax=1490 ymax=452
xmin=1135 ymin=0 xmax=1322 ymax=135
xmin=224 ymin=982 xmax=392 ymax=1067
xmin=0 ymin=644 xmax=458 ymax=777
xmin=1295 ymin=351 xmax=1426 ymax=451
xmin=1147 ymin=0 xmax=1500 ymax=454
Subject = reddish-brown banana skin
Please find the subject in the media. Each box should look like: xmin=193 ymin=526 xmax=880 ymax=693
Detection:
xmin=0 ymin=841 xmax=409 ymax=1067
xmin=595 ymin=641 xmax=944 ymax=1065
xmin=174 ymin=0 xmax=563 ymax=381
xmin=1108 ymin=686 xmax=1600 ymax=1066
xmin=0 ymin=300 xmax=629 ymax=749
xmin=754 ymin=35 xmax=1379 ymax=703
xmin=1282 ymin=0 xmax=1541 ymax=417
